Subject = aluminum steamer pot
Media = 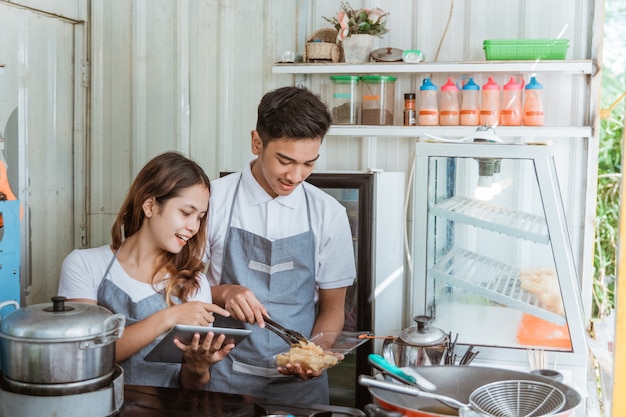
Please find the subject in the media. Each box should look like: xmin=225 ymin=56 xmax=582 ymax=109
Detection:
xmin=364 ymin=365 xmax=582 ymax=417
xmin=0 ymin=296 xmax=125 ymax=395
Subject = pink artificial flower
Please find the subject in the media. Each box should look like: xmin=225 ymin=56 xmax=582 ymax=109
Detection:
xmin=337 ymin=12 xmax=350 ymax=41
xmin=368 ymin=8 xmax=386 ymax=24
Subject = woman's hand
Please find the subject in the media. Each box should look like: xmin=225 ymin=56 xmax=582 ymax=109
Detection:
xmin=166 ymin=301 xmax=231 ymax=328
xmin=176 ymin=331 xmax=235 ymax=390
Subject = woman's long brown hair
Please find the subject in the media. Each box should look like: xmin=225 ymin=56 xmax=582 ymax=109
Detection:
xmin=110 ymin=152 xmax=210 ymax=304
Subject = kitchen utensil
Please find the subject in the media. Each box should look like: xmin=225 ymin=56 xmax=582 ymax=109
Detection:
xmin=371 ymin=47 xmax=403 ymax=62
xmin=359 ymin=334 xmax=395 ymax=340
xmin=362 ymin=366 xmax=582 ymax=417
xmin=263 ymin=316 xmax=309 ymax=346
xmin=359 ymin=375 xmax=566 ymax=417
xmin=368 ymin=353 xmax=437 ymax=391
xmin=382 ymin=315 xmax=448 ymax=367
xmin=0 ymin=296 xmax=125 ymax=395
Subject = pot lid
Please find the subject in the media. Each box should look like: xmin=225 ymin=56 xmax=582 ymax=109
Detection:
xmin=0 ymin=296 xmax=118 ymax=340
xmin=371 ymin=47 xmax=403 ymax=62
xmin=399 ymin=315 xmax=447 ymax=346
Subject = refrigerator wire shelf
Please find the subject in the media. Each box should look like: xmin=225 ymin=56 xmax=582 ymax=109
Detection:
xmin=430 ymin=196 xmax=550 ymax=244
xmin=429 ymin=247 xmax=566 ymax=326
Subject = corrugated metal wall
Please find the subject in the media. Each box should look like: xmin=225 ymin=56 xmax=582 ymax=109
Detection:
xmin=0 ymin=0 xmax=602 ymax=319
xmin=0 ymin=1 xmax=85 ymax=304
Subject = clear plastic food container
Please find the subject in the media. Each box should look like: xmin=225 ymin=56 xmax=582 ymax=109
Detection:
xmin=328 ymin=75 xmax=361 ymax=125
xmin=361 ymin=75 xmax=397 ymax=125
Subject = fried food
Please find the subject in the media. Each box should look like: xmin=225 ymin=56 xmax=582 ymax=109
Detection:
xmin=275 ymin=340 xmax=339 ymax=372
xmin=518 ymin=268 xmax=564 ymax=316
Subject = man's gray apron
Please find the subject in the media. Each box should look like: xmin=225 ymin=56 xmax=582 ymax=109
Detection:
xmin=208 ymin=176 xmax=329 ymax=404
xmin=97 ymin=253 xmax=181 ymax=388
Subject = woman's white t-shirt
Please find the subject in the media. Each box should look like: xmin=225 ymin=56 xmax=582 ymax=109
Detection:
xmin=58 ymin=245 xmax=212 ymax=303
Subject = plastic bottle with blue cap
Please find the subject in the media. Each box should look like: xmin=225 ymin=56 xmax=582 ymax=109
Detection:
xmin=523 ymin=76 xmax=544 ymax=126
xmin=418 ymin=78 xmax=438 ymax=126
xmin=460 ymin=77 xmax=480 ymax=126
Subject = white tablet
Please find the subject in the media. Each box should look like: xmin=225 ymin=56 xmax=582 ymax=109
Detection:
xmin=144 ymin=324 xmax=251 ymax=363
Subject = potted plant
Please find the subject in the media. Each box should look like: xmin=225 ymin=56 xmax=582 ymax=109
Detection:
xmin=324 ymin=2 xmax=389 ymax=63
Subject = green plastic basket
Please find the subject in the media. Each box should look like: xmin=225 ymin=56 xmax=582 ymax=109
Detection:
xmin=483 ymin=39 xmax=569 ymax=60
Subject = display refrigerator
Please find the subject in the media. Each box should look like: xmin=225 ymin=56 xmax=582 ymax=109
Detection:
xmin=305 ymin=171 xmax=405 ymax=409
xmin=410 ymin=142 xmax=588 ymax=402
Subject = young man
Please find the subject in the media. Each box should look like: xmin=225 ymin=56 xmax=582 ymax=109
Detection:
xmin=205 ymin=86 xmax=356 ymax=404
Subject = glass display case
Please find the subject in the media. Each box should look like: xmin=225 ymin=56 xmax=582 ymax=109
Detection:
xmin=411 ymin=142 xmax=587 ymax=386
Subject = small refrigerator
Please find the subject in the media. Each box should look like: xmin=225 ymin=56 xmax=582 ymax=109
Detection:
xmin=306 ymin=171 xmax=405 ymax=409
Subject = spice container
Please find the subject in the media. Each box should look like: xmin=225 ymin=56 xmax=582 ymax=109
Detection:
xmin=361 ymin=75 xmax=396 ymax=125
xmin=501 ymin=76 xmax=523 ymax=126
xmin=329 ymin=75 xmax=361 ymax=125
xmin=418 ymin=78 xmax=439 ymax=126
xmin=523 ymin=76 xmax=545 ymax=126
xmin=403 ymin=93 xmax=417 ymax=126
xmin=439 ymin=78 xmax=460 ymax=126
xmin=480 ymin=76 xmax=501 ymax=126
xmin=460 ymin=77 xmax=480 ymax=126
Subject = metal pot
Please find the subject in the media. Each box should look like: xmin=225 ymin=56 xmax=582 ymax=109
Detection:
xmin=362 ymin=365 xmax=582 ymax=417
xmin=0 ymin=297 xmax=125 ymax=395
xmin=382 ymin=316 xmax=447 ymax=367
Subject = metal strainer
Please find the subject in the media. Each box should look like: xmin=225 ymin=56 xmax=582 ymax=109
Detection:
xmin=469 ymin=380 xmax=566 ymax=417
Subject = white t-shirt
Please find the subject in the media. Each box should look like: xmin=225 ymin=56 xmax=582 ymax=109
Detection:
xmin=205 ymin=161 xmax=356 ymax=290
xmin=58 ymin=245 xmax=212 ymax=303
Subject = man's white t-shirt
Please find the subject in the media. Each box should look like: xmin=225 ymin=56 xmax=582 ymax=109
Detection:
xmin=58 ymin=245 xmax=212 ymax=303
xmin=205 ymin=162 xmax=356 ymax=291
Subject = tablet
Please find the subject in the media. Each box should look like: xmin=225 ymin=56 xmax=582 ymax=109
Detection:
xmin=144 ymin=324 xmax=251 ymax=363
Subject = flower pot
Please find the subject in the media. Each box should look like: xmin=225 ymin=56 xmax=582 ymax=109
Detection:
xmin=342 ymin=34 xmax=375 ymax=63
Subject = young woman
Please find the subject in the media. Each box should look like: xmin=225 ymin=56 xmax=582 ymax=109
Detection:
xmin=58 ymin=151 xmax=232 ymax=390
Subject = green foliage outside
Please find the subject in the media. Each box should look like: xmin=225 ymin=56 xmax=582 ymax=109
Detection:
xmin=594 ymin=0 xmax=625 ymax=318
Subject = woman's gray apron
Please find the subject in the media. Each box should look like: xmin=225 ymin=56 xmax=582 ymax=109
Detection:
xmin=97 ymin=253 xmax=181 ymax=388
xmin=208 ymin=175 xmax=329 ymax=404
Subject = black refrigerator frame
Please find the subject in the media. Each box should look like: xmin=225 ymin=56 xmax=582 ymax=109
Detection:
xmin=306 ymin=172 xmax=374 ymax=409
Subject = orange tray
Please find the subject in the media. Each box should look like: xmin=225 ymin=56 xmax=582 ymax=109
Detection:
xmin=517 ymin=313 xmax=572 ymax=349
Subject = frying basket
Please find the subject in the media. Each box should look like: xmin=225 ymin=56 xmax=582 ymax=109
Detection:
xmin=469 ymin=380 xmax=566 ymax=417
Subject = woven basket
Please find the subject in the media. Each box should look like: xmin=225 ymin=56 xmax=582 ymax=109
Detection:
xmin=304 ymin=28 xmax=341 ymax=63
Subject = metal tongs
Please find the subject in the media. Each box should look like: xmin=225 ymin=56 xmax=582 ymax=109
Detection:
xmin=263 ymin=316 xmax=309 ymax=346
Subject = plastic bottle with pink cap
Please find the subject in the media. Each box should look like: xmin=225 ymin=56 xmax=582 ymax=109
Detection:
xmin=501 ymin=76 xmax=523 ymax=126
xmin=479 ymin=76 xmax=501 ymax=126
xmin=439 ymin=78 xmax=460 ymax=126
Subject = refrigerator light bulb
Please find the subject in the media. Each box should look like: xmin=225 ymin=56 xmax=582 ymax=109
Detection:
xmin=491 ymin=172 xmax=502 ymax=195
xmin=474 ymin=175 xmax=494 ymax=201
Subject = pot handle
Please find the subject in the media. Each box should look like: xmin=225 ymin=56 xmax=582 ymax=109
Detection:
xmin=358 ymin=374 xmax=467 ymax=410
xmin=102 ymin=313 xmax=126 ymax=341
xmin=79 ymin=313 xmax=126 ymax=349
xmin=381 ymin=337 xmax=396 ymax=365
xmin=0 ymin=300 xmax=19 ymax=320
xmin=363 ymin=404 xmax=402 ymax=417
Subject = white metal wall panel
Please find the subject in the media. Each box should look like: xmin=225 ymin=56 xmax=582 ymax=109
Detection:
xmin=0 ymin=1 xmax=84 ymax=304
